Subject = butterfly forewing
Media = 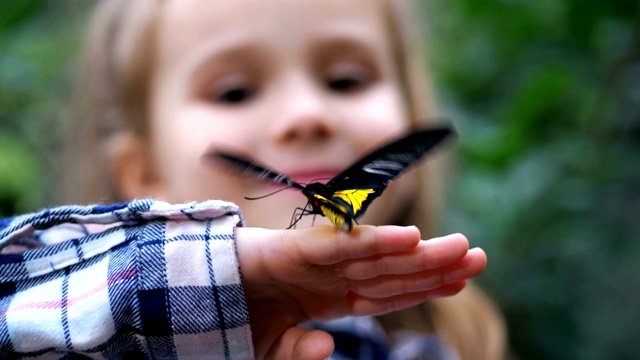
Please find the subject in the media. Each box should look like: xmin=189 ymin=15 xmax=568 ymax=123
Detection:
xmin=325 ymin=128 xmax=453 ymax=219
xmin=213 ymin=152 xmax=303 ymax=189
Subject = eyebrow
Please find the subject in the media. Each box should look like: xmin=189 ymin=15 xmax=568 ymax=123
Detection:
xmin=307 ymin=27 xmax=394 ymax=73
xmin=179 ymin=31 xmax=263 ymax=66
xmin=181 ymin=35 xmax=270 ymax=91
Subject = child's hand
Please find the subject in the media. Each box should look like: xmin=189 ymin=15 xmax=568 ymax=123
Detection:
xmin=236 ymin=226 xmax=487 ymax=360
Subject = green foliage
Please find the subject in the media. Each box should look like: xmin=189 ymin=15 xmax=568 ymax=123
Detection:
xmin=425 ymin=0 xmax=640 ymax=359
xmin=0 ymin=0 xmax=46 ymax=31
xmin=0 ymin=0 xmax=89 ymax=216
xmin=0 ymin=133 xmax=41 ymax=216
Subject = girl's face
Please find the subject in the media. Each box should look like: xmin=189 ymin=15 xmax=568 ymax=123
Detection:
xmin=145 ymin=0 xmax=415 ymax=228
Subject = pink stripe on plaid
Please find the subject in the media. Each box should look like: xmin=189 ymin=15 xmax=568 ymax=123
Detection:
xmin=2 ymin=268 xmax=137 ymax=315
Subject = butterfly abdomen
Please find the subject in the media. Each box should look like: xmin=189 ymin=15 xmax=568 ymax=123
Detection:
xmin=320 ymin=205 xmax=352 ymax=232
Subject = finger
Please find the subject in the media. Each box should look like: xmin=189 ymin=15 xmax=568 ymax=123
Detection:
xmin=441 ymin=247 xmax=487 ymax=284
xmin=265 ymin=327 xmax=334 ymax=360
xmin=348 ymin=248 xmax=486 ymax=298
xmin=348 ymin=281 xmax=468 ymax=316
xmin=240 ymin=225 xmax=421 ymax=266
xmin=297 ymin=225 xmax=422 ymax=265
xmin=341 ymin=233 xmax=470 ymax=280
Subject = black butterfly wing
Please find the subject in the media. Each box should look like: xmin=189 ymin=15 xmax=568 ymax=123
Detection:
xmin=207 ymin=127 xmax=453 ymax=229
xmin=325 ymin=127 xmax=454 ymax=219
xmin=210 ymin=152 xmax=304 ymax=190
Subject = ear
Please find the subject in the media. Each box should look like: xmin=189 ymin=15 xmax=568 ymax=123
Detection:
xmin=108 ymin=133 xmax=168 ymax=200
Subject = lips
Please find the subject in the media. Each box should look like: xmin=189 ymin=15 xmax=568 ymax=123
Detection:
xmin=287 ymin=171 xmax=339 ymax=185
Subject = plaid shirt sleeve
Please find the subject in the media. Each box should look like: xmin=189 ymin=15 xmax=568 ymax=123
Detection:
xmin=0 ymin=199 xmax=254 ymax=359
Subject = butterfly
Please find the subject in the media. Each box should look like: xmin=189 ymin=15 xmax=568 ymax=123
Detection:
xmin=209 ymin=127 xmax=454 ymax=231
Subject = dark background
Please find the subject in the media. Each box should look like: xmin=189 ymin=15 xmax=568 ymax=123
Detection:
xmin=1 ymin=1 xmax=638 ymax=359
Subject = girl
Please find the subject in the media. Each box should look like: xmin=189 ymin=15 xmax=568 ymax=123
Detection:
xmin=57 ymin=0 xmax=506 ymax=358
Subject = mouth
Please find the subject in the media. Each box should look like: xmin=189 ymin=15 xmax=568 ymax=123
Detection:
xmin=286 ymin=171 xmax=339 ymax=186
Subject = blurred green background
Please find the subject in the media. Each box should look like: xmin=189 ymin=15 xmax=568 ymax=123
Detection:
xmin=0 ymin=1 xmax=638 ymax=359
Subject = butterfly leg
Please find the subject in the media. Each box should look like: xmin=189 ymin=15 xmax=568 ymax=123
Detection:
xmin=288 ymin=201 xmax=313 ymax=229
xmin=287 ymin=207 xmax=307 ymax=229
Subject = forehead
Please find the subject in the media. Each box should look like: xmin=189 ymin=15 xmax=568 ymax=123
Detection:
xmin=156 ymin=0 xmax=391 ymax=66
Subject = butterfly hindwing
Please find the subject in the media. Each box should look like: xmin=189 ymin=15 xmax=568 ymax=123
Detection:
xmin=330 ymin=189 xmax=376 ymax=218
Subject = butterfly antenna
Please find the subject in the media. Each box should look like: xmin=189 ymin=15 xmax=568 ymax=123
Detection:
xmin=244 ymin=185 xmax=296 ymax=200
xmin=305 ymin=177 xmax=333 ymax=185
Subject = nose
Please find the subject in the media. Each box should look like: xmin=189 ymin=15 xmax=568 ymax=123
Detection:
xmin=269 ymin=73 xmax=337 ymax=145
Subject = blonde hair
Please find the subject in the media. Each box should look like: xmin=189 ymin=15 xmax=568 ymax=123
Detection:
xmin=379 ymin=2 xmax=507 ymax=359
xmin=62 ymin=1 xmax=506 ymax=359
xmin=62 ymin=0 xmax=159 ymax=203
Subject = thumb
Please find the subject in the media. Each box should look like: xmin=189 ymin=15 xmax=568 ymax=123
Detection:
xmin=265 ymin=327 xmax=334 ymax=360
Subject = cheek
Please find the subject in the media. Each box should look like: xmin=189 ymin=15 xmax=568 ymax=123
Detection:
xmin=343 ymin=87 xmax=409 ymax=157
xmin=148 ymin=105 xmax=255 ymax=203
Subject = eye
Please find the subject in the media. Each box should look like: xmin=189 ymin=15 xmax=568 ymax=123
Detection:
xmin=213 ymin=86 xmax=256 ymax=104
xmin=208 ymin=74 xmax=257 ymax=105
xmin=325 ymin=62 xmax=373 ymax=94
xmin=327 ymin=76 xmax=365 ymax=93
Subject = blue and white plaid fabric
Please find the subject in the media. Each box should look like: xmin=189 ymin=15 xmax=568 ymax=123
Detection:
xmin=0 ymin=199 xmax=254 ymax=359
